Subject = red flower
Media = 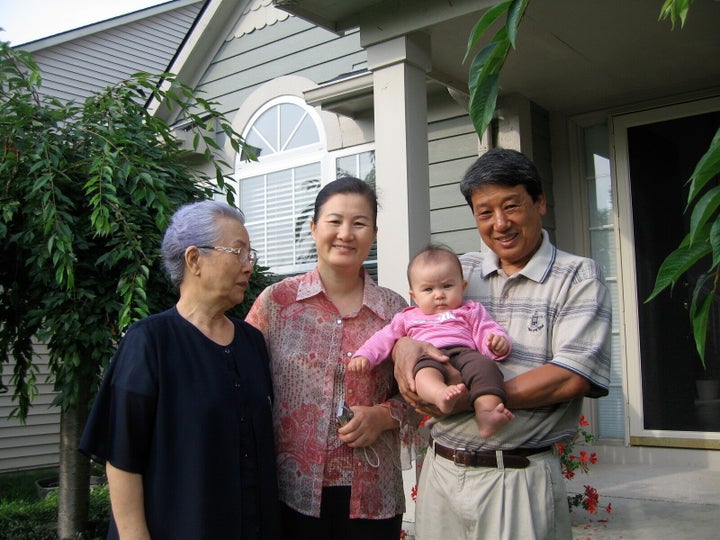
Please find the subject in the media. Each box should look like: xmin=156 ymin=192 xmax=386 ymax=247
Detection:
xmin=584 ymin=485 xmax=600 ymax=513
xmin=558 ymin=418 xmax=609 ymax=516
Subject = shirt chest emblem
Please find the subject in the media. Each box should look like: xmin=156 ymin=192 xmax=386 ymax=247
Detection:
xmin=528 ymin=311 xmax=545 ymax=333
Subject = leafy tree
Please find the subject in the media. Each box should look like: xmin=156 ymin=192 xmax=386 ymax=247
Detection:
xmin=465 ymin=0 xmax=720 ymax=366
xmin=0 ymin=42 xmax=273 ymax=538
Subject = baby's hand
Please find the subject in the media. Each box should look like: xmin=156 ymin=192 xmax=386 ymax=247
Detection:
xmin=348 ymin=356 xmax=370 ymax=373
xmin=487 ymin=334 xmax=510 ymax=357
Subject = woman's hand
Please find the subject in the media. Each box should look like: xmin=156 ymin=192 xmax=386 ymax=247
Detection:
xmin=337 ymin=405 xmax=397 ymax=448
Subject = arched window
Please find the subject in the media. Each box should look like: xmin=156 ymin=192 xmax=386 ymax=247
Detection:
xmin=244 ymin=99 xmax=321 ymax=155
xmin=236 ymin=96 xmax=375 ymax=276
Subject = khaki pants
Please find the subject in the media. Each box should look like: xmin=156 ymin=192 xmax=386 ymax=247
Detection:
xmin=415 ymin=445 xmax=572 ymax=540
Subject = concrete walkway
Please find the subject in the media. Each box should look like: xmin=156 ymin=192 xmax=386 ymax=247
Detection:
xmin=567 ymin=463 xmax=720 ymax=540
xmin=402 ymin=462 xmax=720 ymax=539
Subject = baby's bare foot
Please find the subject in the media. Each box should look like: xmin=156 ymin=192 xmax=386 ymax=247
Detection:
xmin=435 ymin=383 xmax=467 ymax=414
xmin=476 ymin=402 xmax=514 ymax=438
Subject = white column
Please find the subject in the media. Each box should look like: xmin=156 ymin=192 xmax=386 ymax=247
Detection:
xmin=366 ymin=33 xmax=431 ymax=300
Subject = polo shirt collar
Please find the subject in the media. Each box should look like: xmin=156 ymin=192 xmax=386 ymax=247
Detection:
xmin=481 ymin=229 xmax=556 ymax=283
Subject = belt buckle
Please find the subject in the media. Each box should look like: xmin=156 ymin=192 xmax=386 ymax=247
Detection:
xmin=452 ymin=447 xmax=469 ymax=467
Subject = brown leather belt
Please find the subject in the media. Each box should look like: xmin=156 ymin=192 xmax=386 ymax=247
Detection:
xmin=430 ymin=437 xmax=552 ymax=469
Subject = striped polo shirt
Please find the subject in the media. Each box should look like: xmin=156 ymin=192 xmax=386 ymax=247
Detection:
xmin=429 ymin=230 xmax=612 ymax=451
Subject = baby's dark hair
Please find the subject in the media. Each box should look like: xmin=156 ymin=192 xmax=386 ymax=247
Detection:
xmin=407 ymin=243 xmax=463 ymax=287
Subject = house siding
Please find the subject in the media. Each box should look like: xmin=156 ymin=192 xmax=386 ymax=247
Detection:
xmin=0 ymin=346 xmax=60 ymax=472
xmin=428 ymin=112 xmax=480 ymax=253
xmin=197 ymin=16 xmax=366 ymax=118
xmin=25 ymin=2 xmax=203 ymax=105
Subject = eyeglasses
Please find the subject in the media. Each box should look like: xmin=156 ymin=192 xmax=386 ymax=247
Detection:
xmin=198 ymin=245 xmax=258 ymax=266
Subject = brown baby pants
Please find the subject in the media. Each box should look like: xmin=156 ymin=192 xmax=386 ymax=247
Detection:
xmin=412 ymin=345 xmax=506 ymax=404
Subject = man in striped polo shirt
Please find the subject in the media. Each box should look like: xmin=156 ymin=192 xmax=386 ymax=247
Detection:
xmin=394 ymin=148 xmax=611 ymax=540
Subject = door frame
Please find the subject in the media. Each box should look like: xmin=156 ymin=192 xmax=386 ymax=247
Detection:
xmin=611 ymin=96 xmax=720 ymax=449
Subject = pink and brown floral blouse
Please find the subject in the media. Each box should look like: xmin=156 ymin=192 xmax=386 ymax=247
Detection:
xmin=246 ymin=268 xmax=420 ymax=519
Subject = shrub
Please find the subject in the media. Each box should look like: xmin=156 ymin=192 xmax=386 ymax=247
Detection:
xmin=0 ymin=484 xmax=110 ymax=540
xmin=0 ymin=495 xmax=56 ymax=539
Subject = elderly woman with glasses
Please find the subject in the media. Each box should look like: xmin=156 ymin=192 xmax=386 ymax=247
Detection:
xmin=80 ymin=200 xmax=280 ymax=540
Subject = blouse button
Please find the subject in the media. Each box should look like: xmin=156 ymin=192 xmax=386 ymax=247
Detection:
xmin=336 ymin=318 xmax=342 ymax=325
xmin=225 ymin=348 xmax=231 ymax=354
xmin=346 ymin=352 xmax=352 ymax=357
xmin=234 ymin=383 xmax=241 ymax=389
xmin=347 ymin=389 xmax=354 ymax=395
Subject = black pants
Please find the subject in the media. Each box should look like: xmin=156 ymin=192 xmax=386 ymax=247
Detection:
xmin=281 ymin=486 xmax=403 ymax=540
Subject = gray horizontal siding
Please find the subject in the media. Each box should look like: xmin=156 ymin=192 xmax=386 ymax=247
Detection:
xmin=28 ymin=2 xmax=202 ymax=105
xmin=198 ymin=16 xmax=365 ymax=119
xmin=428 ymin=112 xmax=480 ymax=254
xmin=1 ymin=351 xmax=60 ymax=472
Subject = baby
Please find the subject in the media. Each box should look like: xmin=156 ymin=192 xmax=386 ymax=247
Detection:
xmin=349 ymin=244 xmax=513 ymax=438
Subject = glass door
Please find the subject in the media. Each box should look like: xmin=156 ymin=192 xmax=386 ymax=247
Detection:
xmin=612 ymin=97 xmax=720 ymax=447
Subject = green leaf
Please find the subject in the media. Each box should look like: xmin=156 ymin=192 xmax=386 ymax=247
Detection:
xmin=646 ymin=240 xmax=712 ymax=301
xmin=506 ymin=0 xmax=531 ymax=48
xmin=687 ymin=127 xmax=720 ymax=205
xmin=464 ymin=1 xmax=510 ymax=63
xmin=711 ymin=219 xmax=720 ymax=269
xmin=467 ymin=27 xmax=510 ymax=138
xmin=689 ymin=272 xmax=715 ymax=366
xmin=658 ymin=0 xmax=692 ymax=29
xmin=689 ymin=185 xmax=720 ymax=243
xmin=469 ymin=71 xmax=500 ymax=139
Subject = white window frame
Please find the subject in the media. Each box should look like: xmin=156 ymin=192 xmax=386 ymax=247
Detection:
xmin=235 ymin=97 xmax=375 ymax=276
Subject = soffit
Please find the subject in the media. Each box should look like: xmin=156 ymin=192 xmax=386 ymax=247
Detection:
xmin=277 ymin=0 xmax=720 ymax=115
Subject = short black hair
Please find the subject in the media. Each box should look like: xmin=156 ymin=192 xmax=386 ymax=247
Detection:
xmin=459 ymin=148 xmax=544 ymax=208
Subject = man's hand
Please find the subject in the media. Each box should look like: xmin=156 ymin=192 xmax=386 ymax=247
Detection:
xmin=391 ymin=337 xmax=449 ymax=414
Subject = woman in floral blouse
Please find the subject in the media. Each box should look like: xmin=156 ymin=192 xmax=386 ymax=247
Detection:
xmin=246 ymin=177 xmax=418 ymax=540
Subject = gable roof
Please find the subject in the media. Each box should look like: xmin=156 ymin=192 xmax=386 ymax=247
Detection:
xmin=17 ymin=0 xmax=206 ymax=105
xmin=151 ymin=0 xmax=275 ymax=121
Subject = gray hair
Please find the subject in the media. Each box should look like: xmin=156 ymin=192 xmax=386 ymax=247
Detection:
xmin=161 ymin=200 xmax=246 ymax=287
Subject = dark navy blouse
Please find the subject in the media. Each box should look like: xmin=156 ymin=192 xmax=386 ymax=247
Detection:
xmin=80 ymin=307 xmax=281 ymax=539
